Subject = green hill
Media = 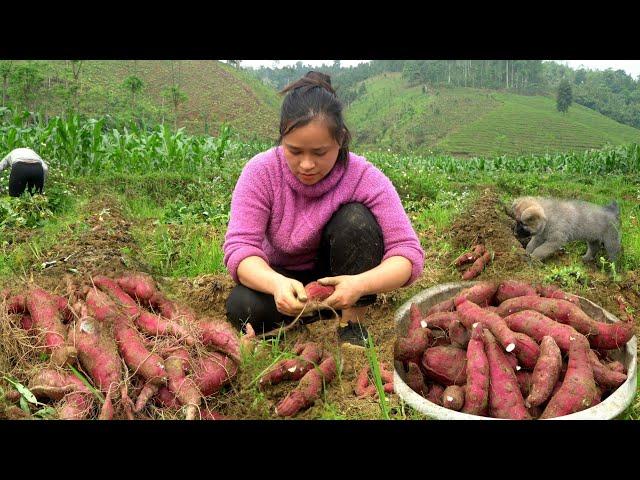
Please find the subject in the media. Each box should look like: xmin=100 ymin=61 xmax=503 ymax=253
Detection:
xmin=9 ymin=60 xmax=281 ymax=138
xmin=346 ymin=73 xmax=640 ymax=157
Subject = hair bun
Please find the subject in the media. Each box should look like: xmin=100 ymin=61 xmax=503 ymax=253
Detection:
xmin=280 ymin=70 xmax=335 ymax=96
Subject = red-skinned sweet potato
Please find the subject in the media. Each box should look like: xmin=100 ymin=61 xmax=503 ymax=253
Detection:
xmin=462 ymin=251 xmax=492 ymax=280
xmin=116 ymin=273 xmax=158 ymax=302
xmin=135 ymin=310 xmax=196 ymax=345
xmin=421 ymin=345 xmax=467 ymax=386
xmin=354 ymin=363 xmax=394 ymax=398
xmin=516 ymin=370 xmax=533 ymax=397
xmin=98 ymin=385 xmax=115 ymax=420
xmin=25 ymin=289 xmax=78 ymax=366
xmin=497 ymin=296 xmax=634 ymax=349
xmin=513 ymin=332 xmax=540 ymax=370
xmin=456 ymin=298 xmax=517 ymax=353
xmin=165 ymin=348 xmax=201 ymax=420
xmin=20 ymin=313 xmax=34 ymax=330
xmin=85 ymin=288 xmax=117 ymax=323
xmin=526 ymin=336 xmax=562 ymax=408
xmin=69 ymin=316 xmax=122 ymax=393
xmin=426 ymin=383 xmax=445 ymax=406
xmin=588 ymin=350 xmax=627 ymax=389
xmin=495 ymin=280 xmax=537 ymax=304
xmin=461 ymin=323 xmax=490 ymax=416
xmin=448 ymin=320 xmax=470 ymax=349
xmin=454 ymin=244 xmax=486 ymax=267
xmin=540 ymin=334 xmax=599 ymax=419
xmin=426 ymin=298 xmax=455 ymax=316
xmin=276 ymin=354 xmax=337 ymax=417
xmin=455 ymin=282 xmax=499 ymax=308
xmin=607 ymin=360 xmax=626 ymax=374
xmin=395 ymin=327 xmax=432 ymax=364
xmin=442 ymin=385 xmax=465 ymax=411
xmin=260 ymin=342 xmax=322 ymax=387
xmin=198 ymin=317 xmax=241 ymax=363
xmin=304 ymin=281 xmax=335 ymax=302
xmin=483 ymin=330 xmax=530 ymax=420
xmin=421 ymin=311 xmax=461 ymax=331
xmin=156 ymin=386 xmax=181 ymax=409
xmin=113 ymin=318 xmax=167 ymax=385
xmin=6 ymin=294 xmax=26 ymax=314
xmin=134 ymin=382 xmax=160 ymax=412
xmin=503 ymin=310 xmax=579 ymax=352
xmin=148 ymin=292 xmax=197 ymax=324
xmin=194 ymin=352 xmax=238 ymax=396
xmin=536 ymin=284 xmax=580 ymax=306
xmin=28 ymin=369 xmax=94 ymax=420
xmin=408 ymin=303 xmax=423 ymax=334
xmin=404 ymin=362 xmax=428 ymax=396
xmin=92 ymin=275 xmax=140 ymax=319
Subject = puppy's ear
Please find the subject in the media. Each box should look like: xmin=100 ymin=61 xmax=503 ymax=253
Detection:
xmin=512 ymin=199 xmax=526 ymax=219
xmin=521 ymin=204 xmax=546 ymax=232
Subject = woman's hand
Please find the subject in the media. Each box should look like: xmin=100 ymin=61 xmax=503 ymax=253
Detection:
xmin=273 ymin=275 xmax=308 ymax=316
xmin=317 ymin=275 xmax=365 ymax=310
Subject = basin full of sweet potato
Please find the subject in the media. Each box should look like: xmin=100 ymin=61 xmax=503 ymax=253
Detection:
xmin=394 ymin=280 xmax=635 ymax=419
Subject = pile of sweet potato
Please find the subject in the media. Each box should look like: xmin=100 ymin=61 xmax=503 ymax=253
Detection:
xmin=257 ymin=341 xmax=337 ymax=417
xmin=453 ymin=244 xmax=493 ymax=280
xmin=395 ymin=280 xmax=634 ymax=419
xmin=3 ymin=272 xmax=247 ymax=420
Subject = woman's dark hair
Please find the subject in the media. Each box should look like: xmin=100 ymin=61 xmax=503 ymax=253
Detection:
xmin=278 ymin=71 xmax=352 ymax=164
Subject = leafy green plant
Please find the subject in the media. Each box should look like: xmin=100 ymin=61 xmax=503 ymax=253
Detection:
xmin=364 ymin=335 xmax=391 ymax=420
xmin=543 ymin=265 xmax=591 ymax=288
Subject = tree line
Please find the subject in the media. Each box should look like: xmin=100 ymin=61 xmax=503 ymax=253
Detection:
xmin=250 ymin=60 xmax=640 ymax=130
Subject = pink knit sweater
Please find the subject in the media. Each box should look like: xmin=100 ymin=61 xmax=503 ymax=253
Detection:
xmin=223 ymin=146 xmax=425 ymax=285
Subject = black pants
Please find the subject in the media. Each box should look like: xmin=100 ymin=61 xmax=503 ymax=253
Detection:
xmin=9 ymin=162 xmax=44 ymax=197
xmin=226 ymin=202 xmax=384 ymax=333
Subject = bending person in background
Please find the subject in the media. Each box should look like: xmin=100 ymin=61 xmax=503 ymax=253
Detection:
xmin=223 ymin=71 xmax=425 ymax=348
xmin=0 ymin=147 xmax=49 ymax=197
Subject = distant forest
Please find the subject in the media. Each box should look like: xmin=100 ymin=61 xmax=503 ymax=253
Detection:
xmin=249 ymin=60 xmax=640 ymax=130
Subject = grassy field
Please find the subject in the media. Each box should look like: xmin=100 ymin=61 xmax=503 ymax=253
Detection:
xmin=1 ymin=115 xmax=639 ymax=420
xmin=346 ymin=73 xmax=640 ymax=156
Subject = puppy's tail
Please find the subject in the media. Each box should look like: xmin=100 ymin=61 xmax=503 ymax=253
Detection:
xmin=605 ymin=200 xmax=620 ymax=218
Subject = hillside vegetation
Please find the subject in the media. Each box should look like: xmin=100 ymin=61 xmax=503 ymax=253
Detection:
xmin=345 ymin=73 xmax=640 ymax=156
xmin=2 ymin=60 xmax=280 ymax=138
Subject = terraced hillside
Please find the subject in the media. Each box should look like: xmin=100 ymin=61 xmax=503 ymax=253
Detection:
xmin=345 ymin=73 xmax=640 ymax=156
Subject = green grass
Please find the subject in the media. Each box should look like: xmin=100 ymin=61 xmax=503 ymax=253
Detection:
xmin=132 ymin=222 xmax=225 ymax=278
xmin=346 ymin=73 xmax=640 ymax=157
xmin=0 ymin=189 xmax=86 ymax=276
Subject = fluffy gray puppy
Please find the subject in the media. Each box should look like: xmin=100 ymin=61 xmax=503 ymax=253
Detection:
xmin=512 ymin=196 xmax=621 ymax=262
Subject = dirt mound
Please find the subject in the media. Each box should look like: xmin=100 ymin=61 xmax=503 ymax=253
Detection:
xmin=448 ymin=187 xmax=527 ymax=276
xmin=26 ymin=198 xmax=144 ymax=292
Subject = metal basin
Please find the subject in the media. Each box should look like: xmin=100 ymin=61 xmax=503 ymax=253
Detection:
xmin=393 ymin=282 xmax=638 ymax=420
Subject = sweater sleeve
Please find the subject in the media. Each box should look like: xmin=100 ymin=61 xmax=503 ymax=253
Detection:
xmin=354 ymin=164 xmax=425 ymax=285
xmin=223 ymin=157 xmax=272 ymax=283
